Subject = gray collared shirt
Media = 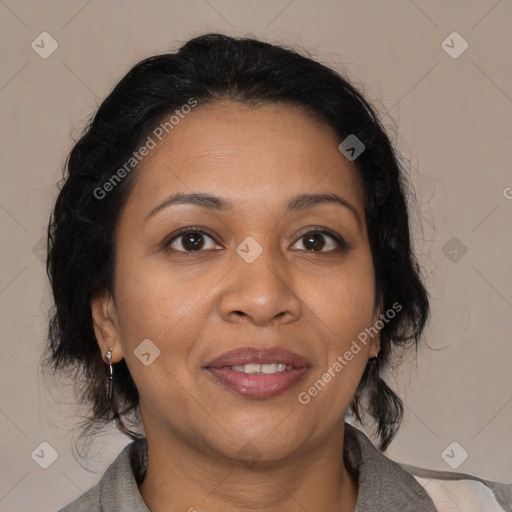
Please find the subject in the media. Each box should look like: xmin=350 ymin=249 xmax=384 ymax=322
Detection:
xmin=58 ymin=423 xmax=510 ymax=511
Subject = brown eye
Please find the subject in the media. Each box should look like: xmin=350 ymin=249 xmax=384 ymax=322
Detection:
xmin=292 ymin=230 xmax=345 ymax=252
xmin=302 ymin=233 xmax=326 ymax=251
xmin=180 ymin=232 xmax=205 ymax=251
xmin=167 ymin=230 xmax=221 ymax=252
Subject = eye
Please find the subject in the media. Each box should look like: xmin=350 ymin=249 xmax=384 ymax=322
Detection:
xmin=165 ymin=228 xmax=221 ymax=252
xmin=291 ymin=229 xmax=345 ymax=252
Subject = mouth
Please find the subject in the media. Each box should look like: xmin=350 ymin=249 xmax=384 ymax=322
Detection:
xmin=204 ymin=346 xmax=310 ymax=399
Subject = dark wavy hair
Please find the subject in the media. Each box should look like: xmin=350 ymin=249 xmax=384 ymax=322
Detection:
xmin=44 ymin=33 xmax=429 ymax=451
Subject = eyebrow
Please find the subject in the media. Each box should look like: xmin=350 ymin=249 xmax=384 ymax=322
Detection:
xmin=145 ymin=192 xmax=362 ymax=228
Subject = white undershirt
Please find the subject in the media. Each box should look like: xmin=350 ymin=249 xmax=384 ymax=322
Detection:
xmin=414 ymin=475 xmax=507 ymax=511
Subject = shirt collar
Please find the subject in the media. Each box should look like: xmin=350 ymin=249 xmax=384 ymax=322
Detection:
xmin=344 ymin=423 xmax=437 ymax=511
xmin=96 ymin=423 xmax=437 ymax=511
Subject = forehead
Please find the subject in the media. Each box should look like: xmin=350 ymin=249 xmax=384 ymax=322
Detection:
xmin=128 ymin=100 xmax=365 ymax=216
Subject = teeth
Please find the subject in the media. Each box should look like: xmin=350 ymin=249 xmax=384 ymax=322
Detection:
xmin=230 ymin=363 xmax=293 ymax=374
xmin=243 ymin=363 xmax=263 ymax=374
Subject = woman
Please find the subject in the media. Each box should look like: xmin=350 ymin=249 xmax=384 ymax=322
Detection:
xmin=46 ymin=33 xmax=511 ymax=511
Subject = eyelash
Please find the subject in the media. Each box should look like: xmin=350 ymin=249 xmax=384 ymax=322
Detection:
xmin=162 ymin=226 xmax=347 ymax=255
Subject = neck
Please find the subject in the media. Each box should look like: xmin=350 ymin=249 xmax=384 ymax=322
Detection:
xmin=138 ymin=421 xmax=358 ymax=512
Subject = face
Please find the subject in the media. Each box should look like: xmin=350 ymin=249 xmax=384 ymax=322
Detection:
xmin=92 ymin=100 xmax=380 ymax=463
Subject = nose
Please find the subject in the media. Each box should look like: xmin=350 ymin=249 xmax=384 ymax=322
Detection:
xmin=217 ymin=249 xmax=302 ymax=327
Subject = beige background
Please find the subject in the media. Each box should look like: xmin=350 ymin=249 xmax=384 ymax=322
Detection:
xmin=1 ymin=1 xmax=511 ymax=510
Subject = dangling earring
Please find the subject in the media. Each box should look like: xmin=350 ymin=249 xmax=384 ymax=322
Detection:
xmin=105 ymin=348 xmax=114 ymax=380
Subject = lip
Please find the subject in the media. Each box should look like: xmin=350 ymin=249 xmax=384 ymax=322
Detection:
xmin=204 ymin=346 xmax=309 ymax=369
xmin=204 ymin=346 xmax=310 ymax=399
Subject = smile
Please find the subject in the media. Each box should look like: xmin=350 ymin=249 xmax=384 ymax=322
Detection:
xmin=230 ymin=363 xmax=294 ymax=374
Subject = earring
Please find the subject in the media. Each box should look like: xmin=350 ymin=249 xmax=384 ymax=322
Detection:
xmin=105 ymin=348 xmax=114 ymax=380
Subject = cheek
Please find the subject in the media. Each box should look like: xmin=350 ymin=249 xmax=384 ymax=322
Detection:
xmin=303 ymin=255 xmax=376 ymax=339
xmin=112 ymin=257 xmax=213 ymax=415
xmin=299 ymin=270 xmax=375 ymax=416
xmin=112 ymin=251 xmax=226 ymax=399
xmin=113 ymin=252 xmax=220 ymax=339
xmin=300 ymin=253 xmax=376 ymax=396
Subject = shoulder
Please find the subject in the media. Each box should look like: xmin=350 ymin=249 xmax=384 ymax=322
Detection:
xmin=345 ymin=423 xmax=511 ymax=512
xmin=402 ymin=464 xmax=512 ymax=512
xmin=57 ymin=438 xmax=149 ymax=512
xmin=57 ymin=483 xmax=102 ymax=512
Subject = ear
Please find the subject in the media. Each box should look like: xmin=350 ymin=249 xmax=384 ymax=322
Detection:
xmin=90 ymin=292 xmax=123 ymax=363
